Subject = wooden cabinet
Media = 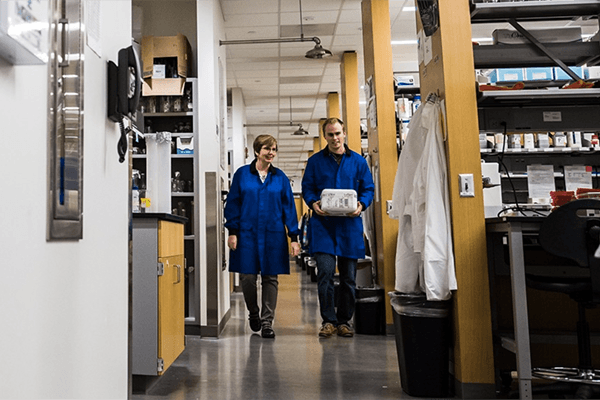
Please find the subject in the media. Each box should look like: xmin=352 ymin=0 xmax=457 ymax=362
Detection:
xmin=132 ymin=214 xmax=186 ymax=388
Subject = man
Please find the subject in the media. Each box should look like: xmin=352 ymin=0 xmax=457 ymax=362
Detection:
xmin=301 ymin=118 xmax=375 ymax=338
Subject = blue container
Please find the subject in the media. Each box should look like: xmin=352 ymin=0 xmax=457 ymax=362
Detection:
xmin=525 ymin=67 xmax=553 ymax=81
xmin=553 ymin=66 xmax=583 ymax=80
xmin=489 ymin=68 xmax=524 ymax=83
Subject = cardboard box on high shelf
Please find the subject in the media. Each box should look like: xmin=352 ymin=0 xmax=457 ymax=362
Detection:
xmin=141 ymin=33 xmax=192 ymax=96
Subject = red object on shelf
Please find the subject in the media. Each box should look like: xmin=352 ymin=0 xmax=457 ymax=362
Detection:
xmin=550 ymin=191 xmax=576 ymax=209
xmin=576 ymin=188 xmax=600 ymax=199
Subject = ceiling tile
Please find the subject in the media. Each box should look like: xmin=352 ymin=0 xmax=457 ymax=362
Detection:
xmin=280 ymin=0 xmax=342 ymax=13
xmin=223 ymin=12 xmax=279 ymax=28
xmin=280 ymin=23 xmax=336 ymax=38
xmin=221 ymin=0 xmax=280 ymax=15
xmin=224 ymin=26 xmax=280 ymax=40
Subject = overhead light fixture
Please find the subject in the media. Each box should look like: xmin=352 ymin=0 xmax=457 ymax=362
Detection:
xmin=304 ymin=41 xmax=332 ymax=59
xmin=289 ymin=97 xmax=308 ymax=135
xmin=293 ymin=124 xmax=309 ymax=135
xmin=219 ymin=0 xmax=332 ymax=59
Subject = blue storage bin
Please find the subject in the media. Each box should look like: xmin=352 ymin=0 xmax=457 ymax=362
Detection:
xmin=553 ymin=66 xmax=583 ymax=80
xmin=525 ymin=67 xmax=553 ymax=81
xmin=488 ymin=68 xmax=525 ymax=83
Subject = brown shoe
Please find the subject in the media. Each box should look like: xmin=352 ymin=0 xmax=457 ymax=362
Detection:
xmin=319 ymin=323 xmax=337 ymax=338
xmin=337 ymin=324 xmax=354 ymax=337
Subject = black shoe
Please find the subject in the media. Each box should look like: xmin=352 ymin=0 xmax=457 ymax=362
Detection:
xmin=261 ymin=326 xmax=275 ymax=339
xmin=249 ymin=316 xmax=261 ymax=332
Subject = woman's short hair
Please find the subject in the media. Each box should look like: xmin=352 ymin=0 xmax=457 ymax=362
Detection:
xmin=322 ymin=117 xmax=345 ymax=136
xmin=253 ymin=134 xmax=277 ymax=157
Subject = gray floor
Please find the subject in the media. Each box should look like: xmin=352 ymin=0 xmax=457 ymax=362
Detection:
xmin=131 ymin=263 xmax=422 ymax=400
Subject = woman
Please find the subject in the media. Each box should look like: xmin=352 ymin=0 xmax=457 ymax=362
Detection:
xmin=224 ymin=134 xmax=301 ymax=338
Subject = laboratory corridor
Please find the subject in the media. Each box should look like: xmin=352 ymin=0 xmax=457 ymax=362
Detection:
xmin=131 ymin=262 xmax=415 ymax=400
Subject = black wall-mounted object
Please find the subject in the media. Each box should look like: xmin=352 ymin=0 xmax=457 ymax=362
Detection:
xmin=108 ymin=45 xmax=142 ymax=162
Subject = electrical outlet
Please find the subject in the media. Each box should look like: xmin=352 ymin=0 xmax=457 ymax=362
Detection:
xmin=459 ymin=174 xmax=475 ymax=197
xmin=386 ymin=200 xmax=393 ymax=215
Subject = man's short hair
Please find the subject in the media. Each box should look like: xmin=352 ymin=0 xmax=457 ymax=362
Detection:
xmin=322 ymin=117 xmax=345 ymax=136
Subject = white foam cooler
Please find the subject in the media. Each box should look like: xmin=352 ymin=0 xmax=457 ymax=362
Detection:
xmin=320 ymin=189 xmax=358 ymax=216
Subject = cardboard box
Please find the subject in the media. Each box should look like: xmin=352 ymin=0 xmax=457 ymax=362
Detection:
xmin=553 ymin=66 xmax=584 ymax=80
xmin=141 ymin=33 xmax=191 ymax=79
xmin=488 ymin=68 xmax=524 ymax=83
xmin=176 ymin=136 xmax=193 ymax=154
xmin=141 ymin=33 xmax=191 ymax=96
xmin=525 ymin=67 xmax=553 ymax=81
xmin=142 ymin=77 xmax=186 ymax=96
xmin=492 ymin=27 xmax=581 ymax=45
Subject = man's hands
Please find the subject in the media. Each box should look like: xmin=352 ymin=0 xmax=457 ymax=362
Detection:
xmin=347 ymin=202 xmax=363 ymax=217
xmin=313 ymin=200 xmax=362 ymax=217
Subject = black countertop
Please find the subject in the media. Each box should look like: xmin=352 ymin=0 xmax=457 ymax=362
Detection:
xmin=132 ymin=212 xmax=188 ymax=224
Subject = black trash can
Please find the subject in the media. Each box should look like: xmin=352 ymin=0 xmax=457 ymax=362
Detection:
xmin=306 ymin=257 xmax=318 ymax=282
xmin=390 ymin=292 xmax=452 ymax=398
xmin=354 ymin=286 xmax=386 ymax=335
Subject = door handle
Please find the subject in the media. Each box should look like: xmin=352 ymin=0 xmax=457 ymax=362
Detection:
xmin=174 ymin=264 xmax=182 ymax=284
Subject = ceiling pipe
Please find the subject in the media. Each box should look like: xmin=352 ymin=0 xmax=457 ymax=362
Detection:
xmin=219 ymin=36 xmax=332 ymax=59
xmin=220 ymin=0 xmax=332 ymax=59
xmin=243 ymin=122 xmax=310 ymax=136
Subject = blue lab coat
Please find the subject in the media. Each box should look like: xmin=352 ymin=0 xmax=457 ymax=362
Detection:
xmin=302 ymin=145 xmax=375 ymax=259
xmin=225 ymin=161 xmax=300 ymax=275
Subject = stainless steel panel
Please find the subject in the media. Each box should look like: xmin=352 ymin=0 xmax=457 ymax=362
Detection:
xmin=205 ymin=172 xmax=219 ymax=329
xmin=132 ymin=218 xmax=159 ymax=376
xmin=47 ymin=0 xmax=84 ymax=240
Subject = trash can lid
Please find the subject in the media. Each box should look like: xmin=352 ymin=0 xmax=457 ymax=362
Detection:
xmin=389 ymin=292 xmax=451 ymax=318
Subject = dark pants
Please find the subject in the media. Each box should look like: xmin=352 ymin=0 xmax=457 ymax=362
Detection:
xmin=240 ymin=274 xmax=278 ymax=327
xmin=314 ymin=253 xmax=357 ymax=326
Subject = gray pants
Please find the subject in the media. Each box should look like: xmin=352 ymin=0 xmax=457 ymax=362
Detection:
xmin=240 ymin=274 xmax=278 ymax=328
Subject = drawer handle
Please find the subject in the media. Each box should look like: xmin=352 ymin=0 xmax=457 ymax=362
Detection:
xmin=174 ymin=264 xmax=182 ymax=284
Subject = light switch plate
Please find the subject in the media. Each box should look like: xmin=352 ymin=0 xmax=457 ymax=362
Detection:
xmin=459 ymin=174 xmax=475 ymax=197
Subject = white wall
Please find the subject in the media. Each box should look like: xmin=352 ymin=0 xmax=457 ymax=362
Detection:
xmin=196 ymin=0 xmax=231 ymax=331
xmin=0 ymin=1 xmax=132 ymax=398
xmin=230 ymin=87 xmax=248 ymax=173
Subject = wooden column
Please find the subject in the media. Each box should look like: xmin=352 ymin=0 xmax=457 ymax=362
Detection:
xmin=341 ymin=51 xmax=362 ymax=153
xmin=326 ymin=92 xmax=340 ymax=119
xmin=317 ymin=119 xmax=326 ymax=150
xmin=360 ymin=0 xmax=398 ymax=324
xmin=416 ymin=1 xmax=495 ymax=397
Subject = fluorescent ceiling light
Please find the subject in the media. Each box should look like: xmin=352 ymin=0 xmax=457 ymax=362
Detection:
xmin=391 ymin=40 xmax=418 ymax=45
xmin=402 ymin=6 xmax=416 ymax=12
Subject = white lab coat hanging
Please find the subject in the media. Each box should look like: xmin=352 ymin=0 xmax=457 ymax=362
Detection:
xmin=390 ymin=97 xmax=457 ymax=301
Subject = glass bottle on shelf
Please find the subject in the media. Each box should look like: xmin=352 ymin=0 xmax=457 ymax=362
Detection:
xmin=183 ymin=88 xmax=193 ymax=112
xmin=148 ymin=97 xmax=157 ymax=113
xmin=173 ymin=96 xmax=182 ymax=112
xmin=161 ymin=96 xmax=172 ymax=113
